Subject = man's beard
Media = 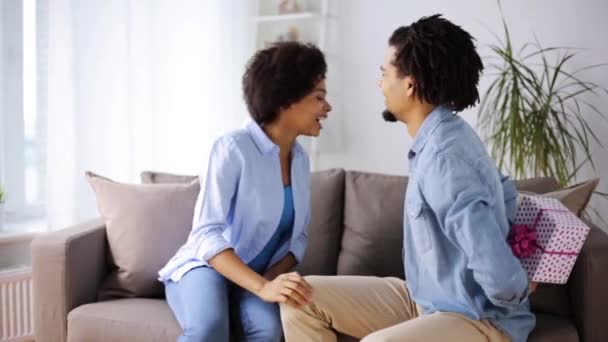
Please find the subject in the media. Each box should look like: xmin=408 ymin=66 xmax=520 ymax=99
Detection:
xmin=382 ymin=110 xmax=397 ymax=122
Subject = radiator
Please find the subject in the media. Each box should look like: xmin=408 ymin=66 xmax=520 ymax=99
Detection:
xmin=0 ymin=267 xmax=34 ymax=342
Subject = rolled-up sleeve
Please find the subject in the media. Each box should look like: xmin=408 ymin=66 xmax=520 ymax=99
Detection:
xmin=423 ymin=154 xmax=530 ymax=309
xmin=190 ymin=137 xmax=241 ymax=265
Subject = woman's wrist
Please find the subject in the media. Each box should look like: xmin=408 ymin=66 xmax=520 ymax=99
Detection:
xmin=251 ymin=276 xmax=269 ymax=296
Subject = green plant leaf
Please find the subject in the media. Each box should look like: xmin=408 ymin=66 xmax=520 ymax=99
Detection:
xmin=479 ymin=1 xmax=608 ymax=196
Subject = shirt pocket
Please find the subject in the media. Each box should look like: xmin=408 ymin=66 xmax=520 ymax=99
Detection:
xmin=406 ymin=198 xmax=432 ymax=253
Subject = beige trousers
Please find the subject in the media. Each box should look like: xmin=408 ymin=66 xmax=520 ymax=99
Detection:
xmin=280 ymin=276 xmax=510 ymax=342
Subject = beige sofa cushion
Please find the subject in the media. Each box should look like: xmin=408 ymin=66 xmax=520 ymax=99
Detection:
xmin=86 ymin=172 xmax=199 ymax=299
xmin=67 ymin=298 xmax=180 ymax=342
xmin=66 ymin=297 xmax=367 ymax=342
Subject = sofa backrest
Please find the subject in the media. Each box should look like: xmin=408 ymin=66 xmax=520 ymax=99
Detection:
xmin=141 ymin=169 xmax=571 ymax=318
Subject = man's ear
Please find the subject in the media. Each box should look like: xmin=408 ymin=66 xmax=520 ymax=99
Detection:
xmin=403 ymin=75 xmax=416 ymax=97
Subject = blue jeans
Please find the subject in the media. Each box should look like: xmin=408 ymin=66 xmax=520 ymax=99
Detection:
xmin=164 ymin=266 xmax=283 ymax=342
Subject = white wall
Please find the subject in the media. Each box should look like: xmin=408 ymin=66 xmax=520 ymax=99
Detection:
xmin=318 ymin=0 xmax=608 ymax=223
xmin=1 ymin=1 xmax=27 ymax=215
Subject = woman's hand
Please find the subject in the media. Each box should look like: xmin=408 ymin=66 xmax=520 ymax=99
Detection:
xmin=256 ymin=272 xmax=313 ymax=308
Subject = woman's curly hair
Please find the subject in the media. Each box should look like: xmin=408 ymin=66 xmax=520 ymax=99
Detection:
xmin=243 ymin=42 xmax=327 ymax=125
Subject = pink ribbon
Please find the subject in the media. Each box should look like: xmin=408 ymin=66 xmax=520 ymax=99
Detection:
xmin=508 ymin=208 xmax=579 ymax=258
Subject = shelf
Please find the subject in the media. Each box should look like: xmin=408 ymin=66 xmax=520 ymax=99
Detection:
xmin=253 ymin=12 xmax=322 ymax=23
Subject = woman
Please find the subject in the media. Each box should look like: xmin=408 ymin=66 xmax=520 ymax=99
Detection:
xmin=158 ymin=42 xmax=332 ymax=342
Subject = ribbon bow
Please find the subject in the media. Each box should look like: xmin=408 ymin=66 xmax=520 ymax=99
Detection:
xmin=508 ymin=223 xmax=538 ymax=258
xmin=508 ymin=207 xmax=578 ymax=259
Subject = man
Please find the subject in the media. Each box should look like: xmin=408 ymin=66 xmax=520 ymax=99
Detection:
xmin=280 ymin=14 xmax=535 ymax=342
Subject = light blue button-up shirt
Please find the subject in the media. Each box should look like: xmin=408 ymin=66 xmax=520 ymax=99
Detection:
xmin=404 ymin=106 xmax=535 ymax=342
xmin=159 ymin=120 xmax=310 ymax=283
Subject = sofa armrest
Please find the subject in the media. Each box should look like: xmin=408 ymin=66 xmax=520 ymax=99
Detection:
xmin=569 ymin=223 xmax=608 ymax=342
xmin=31 ymin=219 xmax=108 ymax=342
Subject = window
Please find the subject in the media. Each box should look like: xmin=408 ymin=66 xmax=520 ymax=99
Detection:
xmin=1 ymin=0 xmax=45 ymax=223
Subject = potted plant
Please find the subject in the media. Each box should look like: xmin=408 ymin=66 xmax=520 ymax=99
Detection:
xmin=478 ymin=2 xmax=608 ymax=219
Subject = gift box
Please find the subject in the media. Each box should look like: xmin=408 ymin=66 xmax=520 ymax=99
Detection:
xmin=508 ymin=195 xmax=590 ymax=284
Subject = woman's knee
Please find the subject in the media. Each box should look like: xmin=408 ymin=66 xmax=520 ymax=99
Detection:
xmin=167 ymin=267 xmax=230 ymax=341
xmin=251 ymin=314 xmax=283 ymax=341
xmin=182 ymin=315 xmax=229 ymax=341
xmin=243 ymin=301 xmax=283 ymax=341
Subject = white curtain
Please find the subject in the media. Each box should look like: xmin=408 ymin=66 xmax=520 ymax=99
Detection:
xmin=45 ymin=0 xmax=254 ymax=230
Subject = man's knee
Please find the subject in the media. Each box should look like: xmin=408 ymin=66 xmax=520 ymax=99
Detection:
xmin=361 ymin=330 xmax=401 ymax=342
xmin=279 ymin=302 xmax=301 ymax=323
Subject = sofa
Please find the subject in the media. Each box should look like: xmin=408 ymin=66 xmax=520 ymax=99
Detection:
xmin=31 ymin=169 xmax=608 ymax=341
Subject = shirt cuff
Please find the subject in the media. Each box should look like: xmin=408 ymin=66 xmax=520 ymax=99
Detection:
xmin=195 ymin=229 xmax=233 ymax=266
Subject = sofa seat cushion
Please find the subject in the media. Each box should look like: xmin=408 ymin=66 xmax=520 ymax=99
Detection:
xmin=65 ymin=301 xmax=578 ymax=342
xmin=67 ymin=299 xmax=180 ymax=342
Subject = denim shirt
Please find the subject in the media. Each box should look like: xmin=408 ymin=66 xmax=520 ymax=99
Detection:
xmin=404 ymin=106 xmax=535 ymax=342
xmin=159 ymin=120 xmax=310 ymax=282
